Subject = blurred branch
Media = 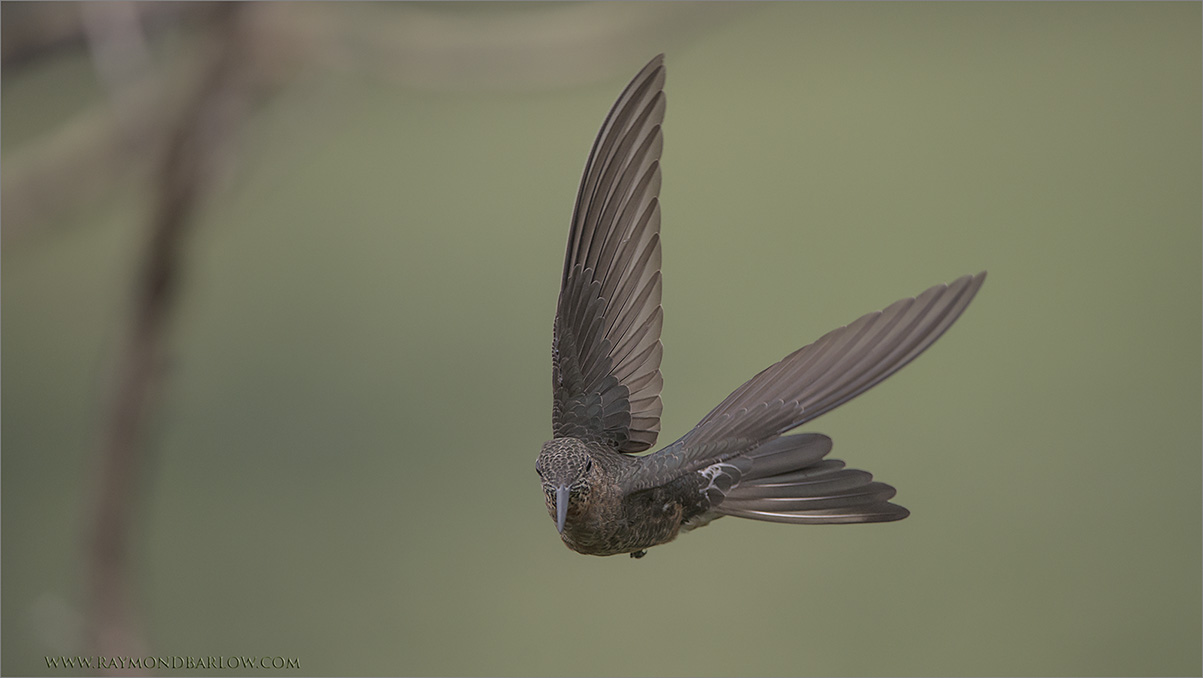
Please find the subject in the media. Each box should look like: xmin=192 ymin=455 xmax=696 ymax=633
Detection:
xmin=0 ymin=3 xmax=300 ymax=242
xmin=2 ymin=3 xmax=749 ymax=241
xmin=338 ymin=2 xmax=753 ymax=90
xmin=0 ymin=75 xmax=170 ymax=241
xmin=1 ymin=2 xmax=211 ymax=69
xmin=85 ymin=4 xmax=265 ymax=668
xmin=80 ymin=1 xmax=153 ymax=134
xmin=0 ymin=3 xmax=89 ymax=68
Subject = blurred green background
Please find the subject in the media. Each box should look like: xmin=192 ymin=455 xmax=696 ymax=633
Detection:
xmin=3 ymin=2 xmax=1200 ymax=676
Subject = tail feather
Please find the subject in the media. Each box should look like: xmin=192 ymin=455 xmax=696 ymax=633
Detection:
xmin=712 ymin=433 xmax=908 ymax=524
xmin=720 ymin=481 xmax=896 ymax=513
xmin=733 ymin=467 xmax=872 ymax=498
xmin=741 ymin=433 xmax=832 ymax=480
xmin=742 ymin=459 xmax=847 ymax=485
xmin=719 ymin=503 xmax=909 ymax=524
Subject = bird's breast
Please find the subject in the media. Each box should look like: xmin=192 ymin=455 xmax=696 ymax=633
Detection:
xmin=558 ymin=480 xmax=706 ymax=557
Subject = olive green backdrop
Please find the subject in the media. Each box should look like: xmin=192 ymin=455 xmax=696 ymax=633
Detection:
xmin=3 ymin=2 xmax=1200 ymax=676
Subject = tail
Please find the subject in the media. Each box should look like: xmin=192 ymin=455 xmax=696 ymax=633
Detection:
xmin=711 ymin=433 xmax=909 ymax=524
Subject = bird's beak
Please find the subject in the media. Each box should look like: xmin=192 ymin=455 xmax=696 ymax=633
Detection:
xmin=555 ymin=484 xmax=570 ymax=534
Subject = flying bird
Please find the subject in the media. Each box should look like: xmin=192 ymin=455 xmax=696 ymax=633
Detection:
xmin=537 ymin=54 xmax=985 ymax=558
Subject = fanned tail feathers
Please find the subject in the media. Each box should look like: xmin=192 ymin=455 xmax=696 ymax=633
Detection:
xmin=704 ymin=433 xmax=909 ymax=525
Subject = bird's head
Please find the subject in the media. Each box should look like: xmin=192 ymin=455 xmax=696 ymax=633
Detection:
xmin=536 ymin=438 xmax=597 ymax=534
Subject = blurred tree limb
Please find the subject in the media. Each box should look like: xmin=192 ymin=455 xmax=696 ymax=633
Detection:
xmin=1 ymin=74 xmax=171 ymax=240
xmin=1 ymin=2 xmax=201 ymax=68
xmin=85 ymin=3 xmax=268 ymax=668
xmin=1 ymin=2 xmax=749 ymax=241
xmin=339 ymin=2 xmax=750 ymax=90
xmin=1 ymin=2 xmax=209 ymax=240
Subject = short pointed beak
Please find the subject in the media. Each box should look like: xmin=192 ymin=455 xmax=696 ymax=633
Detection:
xmin=555 ymin=485 xmax=570 ymax=534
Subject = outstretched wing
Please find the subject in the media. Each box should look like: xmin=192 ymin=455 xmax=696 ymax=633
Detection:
xmin=629 ymin=272 xmax=986 ymax=488
xmin=552 ymin=55 xmax=666 ymax=453
xmin=681 ymin=272 xmax=986 ymax=458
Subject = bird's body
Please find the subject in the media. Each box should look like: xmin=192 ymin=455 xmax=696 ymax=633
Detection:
xmin=541 ymin=440 xmax=665 ymax=556
xmin=537 ymin=54 xmax=985 ymax=558
xmin=540 ymin=437 xmax=714 ymax=557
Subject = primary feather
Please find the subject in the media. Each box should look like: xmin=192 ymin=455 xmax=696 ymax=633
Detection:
xmin=552 ymin=55 xmax=667 ymax=454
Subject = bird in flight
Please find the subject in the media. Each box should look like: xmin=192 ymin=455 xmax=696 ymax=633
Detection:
xmin=537 ymin=54 xmax=985 ymax=558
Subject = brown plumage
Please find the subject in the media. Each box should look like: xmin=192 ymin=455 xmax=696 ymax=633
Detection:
xmin=537 ymin=54 xmax=985 ymax=558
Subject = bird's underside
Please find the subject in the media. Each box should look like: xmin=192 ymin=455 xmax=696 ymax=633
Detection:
xmin=538 ymin=54 xmax=985 ymax=558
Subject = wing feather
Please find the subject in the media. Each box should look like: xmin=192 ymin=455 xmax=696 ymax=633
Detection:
xmin=683 ymin=272 xmax=986 ymax=458
xmin=552 ymin=55 xmax=667 ymax=453
xmin=621 ymin=273 xmax=984 ymax=493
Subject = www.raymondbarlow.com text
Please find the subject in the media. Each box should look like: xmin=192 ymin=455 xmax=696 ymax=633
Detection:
xmin=45 ymin=655 xmax=301 ymax=671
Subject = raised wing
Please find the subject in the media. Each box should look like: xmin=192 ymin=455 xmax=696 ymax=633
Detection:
xmin=552 ymin=55 xmax=666 ymax=453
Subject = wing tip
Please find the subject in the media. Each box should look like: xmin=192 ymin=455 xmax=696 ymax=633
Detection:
xmin=950 ymin=270 xmax=987 ymax=301
xmin=631 ymin=54 xmax=666 ymax=92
